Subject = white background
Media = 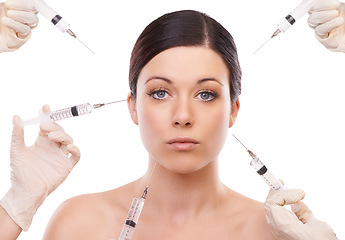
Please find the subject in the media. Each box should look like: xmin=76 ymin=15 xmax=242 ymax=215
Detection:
xmin=0 ymin=0 xmax=344 ymax=239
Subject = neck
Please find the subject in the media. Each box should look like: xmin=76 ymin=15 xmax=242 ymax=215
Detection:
xmin=138 ymin=159 xmax=226 ymax=224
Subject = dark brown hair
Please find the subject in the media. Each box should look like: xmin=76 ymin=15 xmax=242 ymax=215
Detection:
xmin=129 ymin=10 xmax=242 ymax=104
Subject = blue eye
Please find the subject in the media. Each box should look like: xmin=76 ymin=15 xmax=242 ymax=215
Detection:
xmin=155 ymin=91 xmax=166 ymax=99
xmin=197 ymin=91 xmax=217 ymax=101
xmin=148 ymin=89 xmax=169 ymax=100
xmin=200 ymin=92 xmax=211 ymax=100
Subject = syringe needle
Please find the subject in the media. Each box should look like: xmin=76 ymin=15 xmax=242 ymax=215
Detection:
xmin=142 ymin=162 xmax=157 ymax=199
xmin=232 ymin=134 xmax=257 ymax=159
xmin=93 ymin=99 xmax=127 ymax=109
xmin=66 ymin=29 xmax=95 ymax=54
xmin=147 ymin=162 xmax=157 ymax=187
xmin=104 ymin=99 xmax=127 ymax=105
xmin=253 ymin=29 xmax=281 ymax=54
xmin=76 ymin=37 xmax=95 ymax=54
xmin=232 ymin=134 xmax=248 ymax=150
xmin=253 ymin=37 xmax=272 ymax=54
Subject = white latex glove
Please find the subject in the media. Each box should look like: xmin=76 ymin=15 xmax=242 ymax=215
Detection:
xmin=0 ymin=0 xmax=38 ymax=52
xmin=0 ymin=105 xmax=80 ymax=231
xmin=308 ymin=0 xmax=345 ymax=52
xmin=265 ymin=188 xmax=338 ymax=240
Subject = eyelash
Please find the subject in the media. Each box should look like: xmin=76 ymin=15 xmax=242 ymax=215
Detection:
xmin=196 ymin=90 xmax=218 ymax=102
xmin=146 ymin=88 xmax=170 ymax=100
xmin=146 ymin=88 xmax=219 ymax=102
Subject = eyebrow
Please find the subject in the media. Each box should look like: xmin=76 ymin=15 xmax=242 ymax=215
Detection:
xmin=145 ymin=76 xmax=224 ymax=86
xmin=197 ymin=78 xmax=224 ymax=86
xmin=145 ymin=76 xmax=172 ymax=84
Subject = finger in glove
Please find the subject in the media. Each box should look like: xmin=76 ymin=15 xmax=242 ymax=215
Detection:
xmin=6 ymin=9 xmax=38 ymax=28
xmin=294 ymin=201 xmax=315 ymax=224
xmin=40 ymin=122 xmax=66 ymax=136
xmin=66 ymin=144 xmax=80 ymax=168
xmin=315 ymin=17 xmax=344 ymax=38
xmin=310 ymin=0 xmax=341 ymax=12
xmin=4 ymin=0 xmax=36 ymax=12
xmin=48 ymin=131 xmax=74 ymax=146
xmin=308 ymin=10 xmax=341 ymax=28
xmin=265 ymin=189 xmax=305 ymax=233
xmin=265 ymin=189 xmax=305 ymax=207
xmin=42 ymin=104 xmax=51 ymax=113
xmin=39 ymin=105 xmax=66 ymax=135
xmin=11 ymin=115 xmax=25 ymax=149
xmin=1 ymin=16 xmax=31 ymax=37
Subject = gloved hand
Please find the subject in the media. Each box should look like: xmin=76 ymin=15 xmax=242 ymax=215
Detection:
xmin=265 ymin=188 xmax=338 ymax=240
xmin=0 ymin=105 xmax=80 ymax=231
xmin=0 ymin=0 xmax=38 ymax=52
xmin=308 ymin=0 xmax=345 ymax=52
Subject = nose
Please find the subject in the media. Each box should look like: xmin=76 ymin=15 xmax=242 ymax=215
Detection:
xmin=172 ymin=98 xmax=194 ymax=128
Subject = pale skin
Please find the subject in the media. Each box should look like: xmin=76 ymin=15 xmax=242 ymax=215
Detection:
xmin=43 ymin=46 xmax=276 ymax=240
xmin=0 ymin=206 xmax=22 ymax=239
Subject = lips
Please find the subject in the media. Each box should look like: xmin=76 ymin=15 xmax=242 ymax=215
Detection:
xmin=167 ymin=137 xmax=200 ymax=151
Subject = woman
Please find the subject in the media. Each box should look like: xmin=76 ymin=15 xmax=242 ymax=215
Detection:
xmin=42 ymin=10 xmax=336 ymax=240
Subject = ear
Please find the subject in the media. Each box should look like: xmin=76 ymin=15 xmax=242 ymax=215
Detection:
xmin=229 ymin=98 xmax=240 ymax=128
xmin=127 ymin=92 xmax=138 ymax=125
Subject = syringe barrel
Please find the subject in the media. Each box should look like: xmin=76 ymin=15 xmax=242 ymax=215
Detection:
xmin=250 ymin=157 xmax=300 ymax=212
xmin=21 ymin=103 xmax=93 ymax=126
xmin=278 ymin=0 xmax=319 ymax=32
xmin=29 ymin=0 xmax=70 ymax=32
xmin=29 ymin=0 xmax=56 ymax=19
xmin=118 ymin=198 xmax=145 ymax=240
xmin=290 ymin=0 xmax=316 ymax=19
xmin=250 ymin=157 xmax=286 ymax=192
xmin=46 ymin=103 xmax=93 ymax=122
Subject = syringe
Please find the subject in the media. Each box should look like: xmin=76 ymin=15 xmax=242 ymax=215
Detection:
xmin=254 ymin=0 xmax=321 ymax=53
xmin=118 ymin=189 xmax=147 ymax=240
xmin=21 ymin=100 xmax=126 ymax=126
xmin=118 ymin=163 xmax=157 ymax=240
xmin=28 ymin=0 xmax=95 ymax=54
xmin=232 ymin=134 xmax=300 ymax=212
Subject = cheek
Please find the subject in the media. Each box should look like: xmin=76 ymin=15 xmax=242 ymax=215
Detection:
xmin=197 ymin=102 xmax=230 ymax=152
xmin=136 ymin=100 xmax=170 ymax=149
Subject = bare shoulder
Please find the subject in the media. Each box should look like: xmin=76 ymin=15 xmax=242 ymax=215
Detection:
xmin=243 ymin=199 xmax=276 ymax=239
xmin=43 ymin=186 xmax=132 ymax=240
xmin=223 ymin=189 xmax=276 ymax=240
xmin=43 ymin=193 xmax=109 ymax=240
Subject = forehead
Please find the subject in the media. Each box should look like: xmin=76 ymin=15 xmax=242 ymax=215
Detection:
xmin=138 ymin=46 xmax=230 ymax=86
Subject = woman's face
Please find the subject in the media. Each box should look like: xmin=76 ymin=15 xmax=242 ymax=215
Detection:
xmin=128 ymin=46 xmax=239 ymax=174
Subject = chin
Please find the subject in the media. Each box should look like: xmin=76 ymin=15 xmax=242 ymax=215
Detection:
xmin=156 ymin=154 xmax=214 ymax=175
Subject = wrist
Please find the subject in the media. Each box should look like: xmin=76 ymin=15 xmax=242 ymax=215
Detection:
xmin=0 ymin=205 xmax=22 ymax=238
xmin=0 ymin=187 xmax=44 ymax=231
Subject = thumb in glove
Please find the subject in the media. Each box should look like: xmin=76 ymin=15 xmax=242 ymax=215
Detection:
xmin=265 ymin=187 xmax=337 ymax=240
